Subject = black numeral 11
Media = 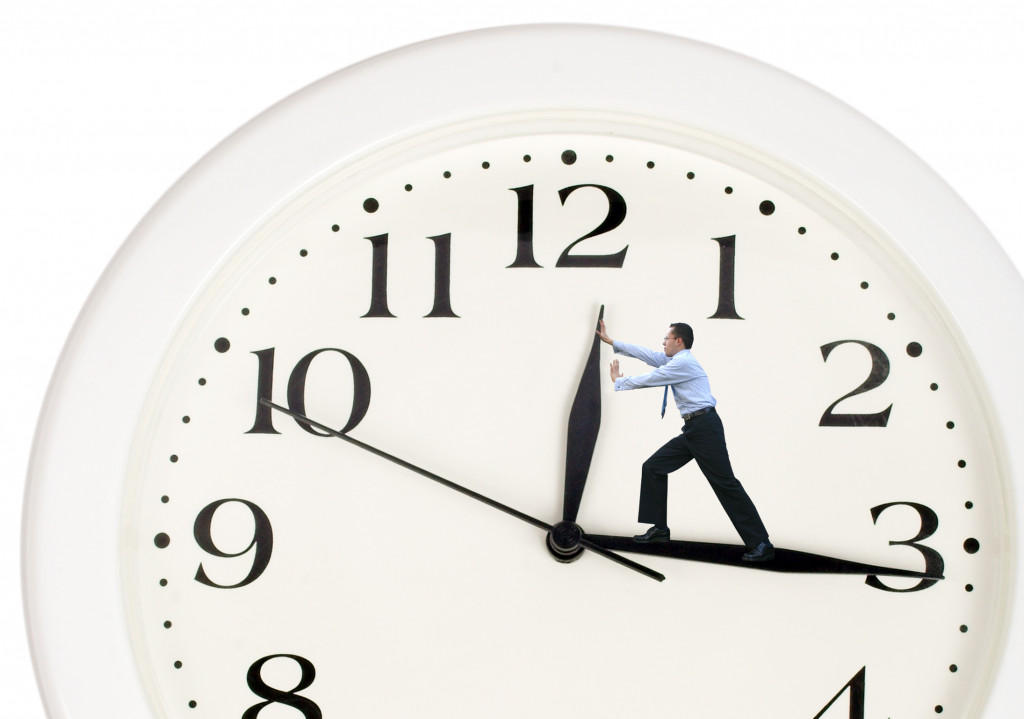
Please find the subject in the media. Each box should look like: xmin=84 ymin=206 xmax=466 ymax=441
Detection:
xmin=361 ymin=233 xmax=458 ymax=318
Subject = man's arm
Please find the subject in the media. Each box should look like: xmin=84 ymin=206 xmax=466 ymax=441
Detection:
xmin=596 ymin=320 xmax=668 ymax=367
xmin=609 ymin=360 xmax=678 ymax=390
xmin=615 ymin=363 xmax=681 ymax=391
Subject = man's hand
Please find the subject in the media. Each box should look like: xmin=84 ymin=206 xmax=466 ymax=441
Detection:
xmin=609 ymin=358 xmax=624 ymax=384
xmin=596 ymin=319 xmax=614 ymax=346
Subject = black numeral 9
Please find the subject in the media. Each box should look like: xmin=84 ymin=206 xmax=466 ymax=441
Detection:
xmin=194 ymin=499 xmax=273 ymax=589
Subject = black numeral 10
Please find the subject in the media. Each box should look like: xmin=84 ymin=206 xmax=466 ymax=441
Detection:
xmin=247 ymin=347 xmax=371 ymax=436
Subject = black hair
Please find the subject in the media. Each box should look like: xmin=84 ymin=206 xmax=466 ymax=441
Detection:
xmin=668 ymin=322 xmax=694 ymax=349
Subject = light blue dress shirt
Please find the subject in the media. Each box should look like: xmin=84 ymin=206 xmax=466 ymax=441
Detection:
xmin=612 ymin=340 xmax=717 ymax=417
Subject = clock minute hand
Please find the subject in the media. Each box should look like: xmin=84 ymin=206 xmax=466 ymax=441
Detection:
xmin=583 ymin=534 xmax=945 ymax=580
xmin=562 ymin=304 xmax=604 ymax=524
xmin=260 ymin=400 xmax=665 ymax=582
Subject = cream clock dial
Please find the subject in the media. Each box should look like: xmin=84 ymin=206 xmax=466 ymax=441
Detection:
xmin=25 ymin=25 xmax=1023 ymax=719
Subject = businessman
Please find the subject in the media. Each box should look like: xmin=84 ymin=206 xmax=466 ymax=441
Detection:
xmin=597 ymin=320 xmax=774 ymax=562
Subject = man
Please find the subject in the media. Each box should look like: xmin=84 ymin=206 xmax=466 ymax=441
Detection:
xmin=597 ymin=320 xmax=774 ymax=562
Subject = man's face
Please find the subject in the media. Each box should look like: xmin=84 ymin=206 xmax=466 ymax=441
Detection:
xmin=663 ymin=330 xmax=684 ymax=357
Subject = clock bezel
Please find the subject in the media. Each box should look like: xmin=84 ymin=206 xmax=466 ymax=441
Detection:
xmin=23 ymin=24 xmax=1023 ymax=718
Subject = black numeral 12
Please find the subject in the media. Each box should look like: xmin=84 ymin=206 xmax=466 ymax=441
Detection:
xmin=507 ymin=184 xmax=628 ymax=268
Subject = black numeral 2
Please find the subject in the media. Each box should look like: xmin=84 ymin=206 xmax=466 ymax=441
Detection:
xmin=819 ymin=340 xmax=892 ymax=427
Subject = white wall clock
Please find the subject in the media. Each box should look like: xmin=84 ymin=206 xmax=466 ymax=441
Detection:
xmin=24 ymin=24 xmax=1024 ymax=718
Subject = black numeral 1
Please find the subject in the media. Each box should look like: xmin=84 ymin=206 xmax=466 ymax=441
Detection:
xmin=425 ymin=233 xmax=458 ymax=317
xmin=508 ymin=185 xmax=541 ymax=268
xmin=708 ymin=235 xmax=743 ymax=319
xmin=246 ymin=348 xmax=280 ymax=434
xmin=361 ymin=233 xmax=395 ymax=318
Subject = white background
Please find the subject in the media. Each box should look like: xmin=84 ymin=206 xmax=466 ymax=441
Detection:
xmin=3 ymin=2 xmax=1021 ymax=717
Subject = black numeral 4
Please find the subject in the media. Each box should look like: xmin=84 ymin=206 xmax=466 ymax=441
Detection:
xmin=813 ymin=666 xmax=866 ymax=718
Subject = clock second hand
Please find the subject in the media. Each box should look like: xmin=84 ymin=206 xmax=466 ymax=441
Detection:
xmin=261 ymin=400 xmax=665 ymax=582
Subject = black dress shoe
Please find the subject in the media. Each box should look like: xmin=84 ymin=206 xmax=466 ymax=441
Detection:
xmin=742 ymin=541 xmax=775 ymax=562
xmin=633 ymin=525 xmax=671 ymax=543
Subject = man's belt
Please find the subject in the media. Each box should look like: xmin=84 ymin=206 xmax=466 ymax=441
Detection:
xmin=682 ymin=407 xmax=715 ymax=421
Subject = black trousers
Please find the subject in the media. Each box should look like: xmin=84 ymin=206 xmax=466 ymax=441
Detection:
xmin=638 ymin=409 xmax=770 ymax=548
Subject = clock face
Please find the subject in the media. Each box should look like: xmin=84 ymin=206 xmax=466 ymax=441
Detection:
xmin=119 ymin=118 xmax=1010 ymax=717
xmin=23 ymin=26 xmax=1024 ymax=719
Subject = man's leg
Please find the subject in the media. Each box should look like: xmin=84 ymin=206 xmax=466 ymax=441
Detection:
xmin=638 ymin=433 xmax=693 ymax=526
xmin=685 ymin=413 xmax=770 ymax=548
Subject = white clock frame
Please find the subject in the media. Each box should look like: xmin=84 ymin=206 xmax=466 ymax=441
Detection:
xmin=23 ymin=24 xmax=1023 ymax=717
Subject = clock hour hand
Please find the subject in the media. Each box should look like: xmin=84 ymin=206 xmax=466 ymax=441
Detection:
xmin=562 ymin=305 xmax=604 ymax=524
xmin=583 ymin=534 xmax=945 ymax=580
xmin=260 ymin=400 xmax=665 ymax=582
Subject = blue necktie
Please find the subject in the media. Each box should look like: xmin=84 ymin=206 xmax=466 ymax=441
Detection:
xmin=661 ymin=386 xmax=669 ymax=418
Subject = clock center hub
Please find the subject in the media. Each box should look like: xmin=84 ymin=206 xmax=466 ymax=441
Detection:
xmin=546 ymin=520 xmax=585 ymax=563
